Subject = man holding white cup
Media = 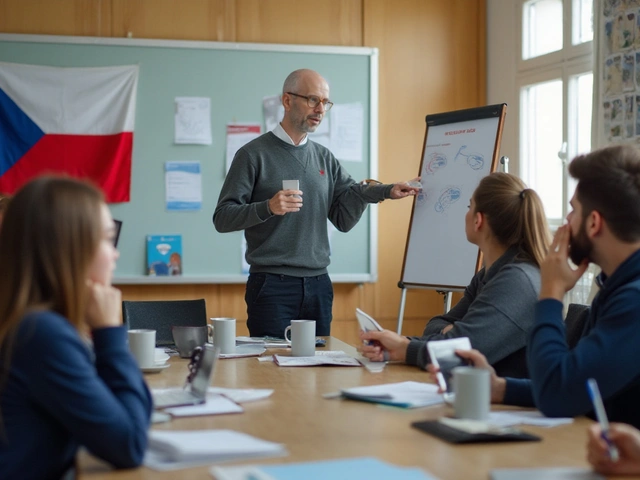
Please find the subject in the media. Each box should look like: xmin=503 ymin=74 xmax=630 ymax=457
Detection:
xmin=213 ymin=68 xmax=421 ymax=338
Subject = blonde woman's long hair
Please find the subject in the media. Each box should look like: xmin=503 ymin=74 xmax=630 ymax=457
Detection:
xmin=472 ymin=172 xmax=551 ymax=267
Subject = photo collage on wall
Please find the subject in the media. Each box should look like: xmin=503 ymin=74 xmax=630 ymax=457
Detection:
xmin=602 ymin=0 xmax=640 ymax=142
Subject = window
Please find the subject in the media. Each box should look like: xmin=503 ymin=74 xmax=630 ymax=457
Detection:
xmin=518 ymin=0 xmax=593 ymax=226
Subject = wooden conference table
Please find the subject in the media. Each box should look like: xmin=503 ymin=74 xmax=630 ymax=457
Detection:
xmin=78 ymin=337 xmax=606 ymax=480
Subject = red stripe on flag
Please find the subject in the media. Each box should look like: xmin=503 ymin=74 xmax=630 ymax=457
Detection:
xmin=0 ymin=133 xmax=132 ymax=202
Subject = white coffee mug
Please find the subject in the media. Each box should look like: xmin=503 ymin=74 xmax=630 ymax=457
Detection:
xmin=210 ymin=317 xmax=236 ymax=354
xmin=284 ymin=320 xmax=316 ymax=357
xmin=452 ymin=366 xmax=490 ymax=421
xmin=128 ymin=329 xmax=156 ymax=369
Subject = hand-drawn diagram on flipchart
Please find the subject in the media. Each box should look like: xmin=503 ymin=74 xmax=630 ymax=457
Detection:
xmin=402 ymin=105 xmax=506 ymax=289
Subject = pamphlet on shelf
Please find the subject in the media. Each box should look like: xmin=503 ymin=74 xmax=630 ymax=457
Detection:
xmin=146 ymin=234 xmax=182 ymax=276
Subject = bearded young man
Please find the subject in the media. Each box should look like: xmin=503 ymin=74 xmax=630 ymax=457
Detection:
xmin=452 ymin=144 xmax=640 ymax=429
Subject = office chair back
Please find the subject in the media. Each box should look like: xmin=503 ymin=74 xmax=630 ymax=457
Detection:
xmin=564 ymin=303 xmax=590 ymax=350
xmin=122 ymin=299 xmax=207 ymax=346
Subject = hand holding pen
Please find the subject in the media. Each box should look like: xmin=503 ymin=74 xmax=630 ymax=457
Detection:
xmin=587 ymin=423 xmax=640 ymax=475
xmin=586 ymin=378 xmax=619 ymax=463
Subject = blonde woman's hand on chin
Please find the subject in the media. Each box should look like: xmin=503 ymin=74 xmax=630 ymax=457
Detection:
xmin=85 ymin=280 xmax=122 ymax=329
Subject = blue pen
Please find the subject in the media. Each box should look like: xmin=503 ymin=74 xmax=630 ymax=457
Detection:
xmin=586 ymin=378 xmax=620 ymax=462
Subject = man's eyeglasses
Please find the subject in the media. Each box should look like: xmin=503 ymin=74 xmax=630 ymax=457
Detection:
xmin=286 ymin=92 xmax=334 ymax=111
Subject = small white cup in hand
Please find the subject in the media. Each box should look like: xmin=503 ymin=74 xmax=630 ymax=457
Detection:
xmin=128 ymin=329 xmax=156 ymax=369
xmin=283 ymin=180 xmax=301 ymax=200
xmin=452 ymin=366 xmax=490 ymax=421
xmin=284 ymin=320 xmax=316 ymax=357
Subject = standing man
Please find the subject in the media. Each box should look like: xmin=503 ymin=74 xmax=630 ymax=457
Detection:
xmin=213 ymin=69 xmax=419 ymax=338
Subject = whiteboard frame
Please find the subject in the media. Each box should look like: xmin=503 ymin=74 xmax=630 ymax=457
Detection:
xmin=0 ymin=34 xmax=379 ymax=285
xmin=399 ymin=104 xmax=507 ymax=291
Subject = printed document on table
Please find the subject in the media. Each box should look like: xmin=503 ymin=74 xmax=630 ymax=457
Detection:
xmin=488 ymin=410 xmax=573 ymax=428
xmin=158 ymin=393 xmax=243 ymax=417
xmin=340 ymin=381 xmax=444 ymax=408
xmin=273 ymin=351 xmax=361 ymax=367
xmin=212 ymin=457 xmax=440 ymax=480
xmin=144 ymin=429 xmax=286 ymax=471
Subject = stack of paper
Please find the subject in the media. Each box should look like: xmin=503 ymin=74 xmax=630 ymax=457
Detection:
xmin=144 ymin=430 xmax=286 ymax=471
xmin=273 ymin=351 xmax=361 ymax=367
xmin=211 ymin=457 xmax=439 ymax=480
xmin=160 ymin=393 xmax=244 ymax=417
xmin=207 ymin=387 xmax=274 ymax=403
xmin=488 ymin=410 xmax=573 ymax=428
xmin=490 ymin=467 xmax=604 ymax=479
xmin=236 ymin=336 xmax=290 ymax=348
xmin=340 ymin=381 xmax=444 ymax=408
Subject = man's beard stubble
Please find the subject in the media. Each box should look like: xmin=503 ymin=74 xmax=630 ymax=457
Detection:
xmin=569 ymin=220 xmax=592 ymax=266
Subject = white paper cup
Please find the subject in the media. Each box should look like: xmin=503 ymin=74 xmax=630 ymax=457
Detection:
xmin=284 ymin=320 xmax=316 ymax=357
xmin=452 ymin=366 xmax=490 ymax=421
xmin=128 ymin=329 xmax=156 ymax=368
xmin=210 ymin=317 xmax=236 ymax=354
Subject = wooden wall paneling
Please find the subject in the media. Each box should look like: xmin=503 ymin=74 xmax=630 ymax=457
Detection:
xmin=235 ymin=0 xmax=363 ymax=46
xmin=110 ymin=0 xmax=236 ymax=41
xmin=3 ymin=0 xmax=486 ymax=342
xmin=362 ymin=0 xmax=486 ymax=335
xmin=452 ymin=0 xmax=487 ymax=109
xmin=0 ymin=0 xmax=111 ymax=36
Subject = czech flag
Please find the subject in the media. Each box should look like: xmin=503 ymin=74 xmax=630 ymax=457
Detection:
xmin=0 ymin=62 xmax=138 ymax=202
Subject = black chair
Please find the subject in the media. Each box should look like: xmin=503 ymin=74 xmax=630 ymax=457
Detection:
xmin=122 ymin=299 xmax=207 ymax=346
xmin=564 ymin=303 xmax=590 ymax=350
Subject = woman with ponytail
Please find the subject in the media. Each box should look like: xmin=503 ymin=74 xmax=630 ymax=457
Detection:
xmin=361 ymin=172 xmax=551 ymax=378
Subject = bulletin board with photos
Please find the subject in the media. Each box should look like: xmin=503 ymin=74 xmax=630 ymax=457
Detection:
xmin=599 ymin=0 xmax=640 ymax=145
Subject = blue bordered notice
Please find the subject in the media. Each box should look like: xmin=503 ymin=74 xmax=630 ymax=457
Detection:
xmin=165 ymin=161 xmax=202 ymax=211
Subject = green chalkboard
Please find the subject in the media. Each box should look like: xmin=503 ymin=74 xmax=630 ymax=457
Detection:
xmin=0 ymin=34 xmax=378 ymax=284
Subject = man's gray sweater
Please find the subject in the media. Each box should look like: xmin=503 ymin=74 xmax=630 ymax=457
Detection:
xmin=213 ymin=132 xmax=392 ymax=276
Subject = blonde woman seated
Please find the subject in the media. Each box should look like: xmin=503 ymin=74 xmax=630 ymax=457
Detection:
xmin=361 ymin=173 xmax=550 ymax=378
xmin=0 ymin=177 xmax=152 ymax=479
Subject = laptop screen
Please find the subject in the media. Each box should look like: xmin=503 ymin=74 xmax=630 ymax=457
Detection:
xmin=189 ymin=345 xmax=219 ymax=398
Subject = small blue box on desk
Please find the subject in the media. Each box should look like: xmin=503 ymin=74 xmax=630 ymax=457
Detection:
xmin=146 ymin=235 xmax=182 ymax=276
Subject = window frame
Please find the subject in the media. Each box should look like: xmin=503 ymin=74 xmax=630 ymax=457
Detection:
xmin=516 ymin=0 xmax=593 ymax=227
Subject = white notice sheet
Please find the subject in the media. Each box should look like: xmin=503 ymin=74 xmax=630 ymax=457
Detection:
xmin=165 ymin=161 xmax=202 ymax=211
xmin=174 ymin=97 xmax=212 ymax=145
xmin=329 ymin=102 xmax=363 ymax=162
xmin=226 ymin=124 xmax=261 ymax=173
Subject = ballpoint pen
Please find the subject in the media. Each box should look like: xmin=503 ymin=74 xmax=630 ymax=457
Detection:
xmin=587 ymin=378 xmax=620 ymax=462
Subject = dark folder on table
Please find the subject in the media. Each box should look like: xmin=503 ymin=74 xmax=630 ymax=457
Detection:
xmin=411 ymin=420 xmax=541 ymax=444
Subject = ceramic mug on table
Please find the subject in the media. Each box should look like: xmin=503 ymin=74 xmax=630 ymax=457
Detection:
xmin=128 ymin=329 xmax=156 ymax=369
xmin=209 ymin=317 xmax=236 ymax=354
xmin=171 ymin=325 xmax=212 ymax=358
xmin=452 ymin=366 xmax=490 ymax=421
xmin=284 ymin=320 xmax=316 ymax=357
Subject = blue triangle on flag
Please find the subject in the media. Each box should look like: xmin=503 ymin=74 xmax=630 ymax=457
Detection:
xmin=0 ymin=87 xmax=45 ymax=177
